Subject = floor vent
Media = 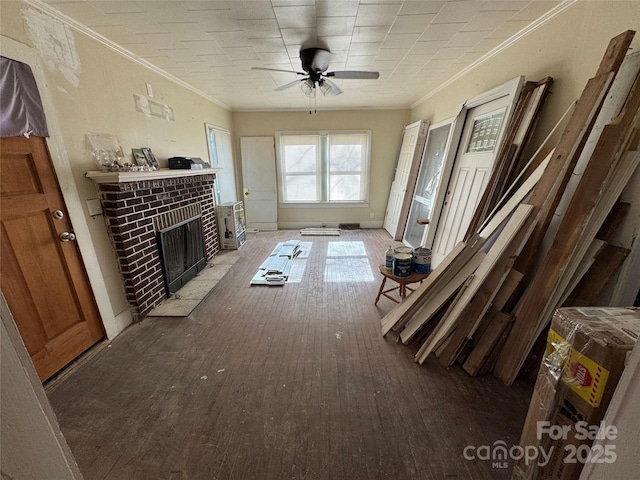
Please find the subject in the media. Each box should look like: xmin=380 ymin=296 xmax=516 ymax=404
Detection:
xmin=339 ymin=223 xmax=360 ymax=230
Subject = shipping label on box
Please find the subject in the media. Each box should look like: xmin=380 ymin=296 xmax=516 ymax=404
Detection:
xmin=546 ymin=329 xmax=610 ymax=408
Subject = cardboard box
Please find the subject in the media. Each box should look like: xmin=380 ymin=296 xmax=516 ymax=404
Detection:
xmin=512 ymin=307 xmax=640 ymax=480
xmin=217 ymin=201 xmax=246 ymax=250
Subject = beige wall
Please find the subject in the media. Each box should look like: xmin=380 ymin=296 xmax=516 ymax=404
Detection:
xmin=411 ymin=1 xmax=640 ymax=152
xmin=231 ymin=109 xmax=410 ymax=227
xmin=1 ymin=1 xmax=233 ymax=337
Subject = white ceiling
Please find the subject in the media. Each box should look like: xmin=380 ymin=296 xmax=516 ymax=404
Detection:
xmin=41 ymin=0 xmax=565 ymax=111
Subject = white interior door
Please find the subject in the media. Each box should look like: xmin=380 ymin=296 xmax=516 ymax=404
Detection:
xmin=431 ymin=97 xmax=512 ymax=265
xmin=383 ymin=120 xmax=428 ymax=239
xmin=240 ymin=136 xmax=277 ymax=231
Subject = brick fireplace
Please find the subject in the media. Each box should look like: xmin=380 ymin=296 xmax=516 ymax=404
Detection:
xmin=87 ymin=169 xmax=219 ymax=320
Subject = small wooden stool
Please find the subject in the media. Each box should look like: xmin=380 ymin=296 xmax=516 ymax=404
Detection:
xmin=374 ymin=264 xmax=429 ymax=305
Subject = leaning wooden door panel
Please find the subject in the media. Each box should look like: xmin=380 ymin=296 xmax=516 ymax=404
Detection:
xmin=0 ymin=136 xmax=104 ymax=381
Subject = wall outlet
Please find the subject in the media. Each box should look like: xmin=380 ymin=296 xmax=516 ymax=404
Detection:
xmin=370 ymin=212 xmax=375 ymax=219
xmin=145 ymin=82 xmax=154 ymax=97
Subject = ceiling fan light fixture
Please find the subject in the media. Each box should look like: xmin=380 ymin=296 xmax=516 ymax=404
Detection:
xmin=318 ymin=80 xmax=331 ymax=96
xmin=301 ymin=78 xmax=315 ymax=96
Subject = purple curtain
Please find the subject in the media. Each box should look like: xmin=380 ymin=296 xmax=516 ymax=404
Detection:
xmin=1 ymin=56 xmax=49 ymax=137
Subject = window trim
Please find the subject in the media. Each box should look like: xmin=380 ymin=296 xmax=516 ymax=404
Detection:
xmin=275 ymin=130 xmax=371 ymax=207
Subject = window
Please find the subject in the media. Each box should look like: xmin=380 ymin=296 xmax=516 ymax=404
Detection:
xmin=276 ymin=131 xmax=370 ymax=205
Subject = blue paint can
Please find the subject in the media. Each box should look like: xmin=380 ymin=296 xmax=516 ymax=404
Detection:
xmin=393 ymin=253 xmax=413 ymax=277
xmin=413 ymin=247 xmax=431 ymax=274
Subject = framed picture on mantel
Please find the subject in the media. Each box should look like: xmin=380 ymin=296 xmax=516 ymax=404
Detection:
xmin=131 ymin=148 xmax=147 ymax=167
xmin=141 ymin=147 xmax=159 ymax=170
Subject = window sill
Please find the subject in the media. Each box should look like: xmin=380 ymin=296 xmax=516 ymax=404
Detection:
xmin=279 ymin=202 xmax=369 ymax=209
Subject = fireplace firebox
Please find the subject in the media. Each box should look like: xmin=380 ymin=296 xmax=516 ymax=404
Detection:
xmin=158 ymin=214 xmax=207 ymax=293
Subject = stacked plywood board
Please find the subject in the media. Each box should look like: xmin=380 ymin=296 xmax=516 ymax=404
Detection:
xmin=381 ymin=31 xmax=640 ymax=386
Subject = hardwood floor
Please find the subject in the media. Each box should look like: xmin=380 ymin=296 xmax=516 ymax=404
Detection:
xmin=47 ymin=229 xmax=534 ymax=480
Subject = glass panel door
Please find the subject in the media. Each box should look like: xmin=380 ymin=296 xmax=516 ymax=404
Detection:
xmin=403 ymin=123 xmax=452 ymax=248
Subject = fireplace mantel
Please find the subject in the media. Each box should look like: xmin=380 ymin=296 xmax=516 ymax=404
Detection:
xmin=85 ymin=167 xmax=220 ymax=184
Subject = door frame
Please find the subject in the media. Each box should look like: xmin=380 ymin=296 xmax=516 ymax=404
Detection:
xmin=205 ymin=123 xmax=237 ymax=205
xmin=425 ymin=76 xmax=525 ymax=256
xmin=0 ymin=36 xmax=119 ymax=337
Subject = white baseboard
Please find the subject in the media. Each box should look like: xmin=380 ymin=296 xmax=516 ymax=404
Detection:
xmin=277 ymin=221 xmax=384 ymax=229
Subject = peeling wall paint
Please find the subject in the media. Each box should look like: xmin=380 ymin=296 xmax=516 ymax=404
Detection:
xmin=23 ymin=8 xmax=80 ymax=87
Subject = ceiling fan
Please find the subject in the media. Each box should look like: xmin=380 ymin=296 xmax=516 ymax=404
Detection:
xmin=252 ymin=47 xmax=380 ymax=97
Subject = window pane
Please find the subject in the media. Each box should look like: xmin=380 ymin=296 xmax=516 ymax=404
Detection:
xmin=331 ymin=145 xmax=362 ymax=171
xmin=330 ymin=175 xmax=361 ymax=201
xmin=466 ymin=108 xmax=506 ymax=153
xmin=286 ymin=175 xmax=317 ymax=201
xmin=415 ymin=124 xmax=450 ymax=201
xmin=284 ymin=145 xmax=317 ymax=172
xmin=330 ymin=133 xmax=367 ymax=172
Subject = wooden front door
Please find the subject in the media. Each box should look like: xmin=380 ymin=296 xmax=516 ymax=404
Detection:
xmin=1 ymin=136 xmax=105 ymax=381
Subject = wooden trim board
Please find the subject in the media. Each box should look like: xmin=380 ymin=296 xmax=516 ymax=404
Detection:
xmin=414 ymin=204 xmax=534 ymax=364
xmin=436 ymin=208 xmax=537 ymax=367
xmin=398 ymin=251 xmax=486 ymax=344
xmin=463 ymin=309 xmax=513 ymax=376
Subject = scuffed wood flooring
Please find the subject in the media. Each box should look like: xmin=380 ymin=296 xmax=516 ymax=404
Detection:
xmin=47 ymin=229 xmax=533 ymax=480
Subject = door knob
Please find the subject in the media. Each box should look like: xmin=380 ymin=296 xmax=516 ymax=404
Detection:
xmin=60 ymin=232 xmax=76 ymax=242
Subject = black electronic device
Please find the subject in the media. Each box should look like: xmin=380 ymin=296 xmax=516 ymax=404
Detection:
xmin=168 ymin=156 xmax=210 ymax=170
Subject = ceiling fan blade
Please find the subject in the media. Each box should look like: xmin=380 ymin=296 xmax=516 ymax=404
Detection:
xmin=275 ymin=78 xmax=307 ymax=91
xmin=326 ymin=71 xmax=380 ymax=80
xmin=252 ymin=67 xmax=306 ymax=76
xmin=320 ymin=79 xmax=343 ymax=96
